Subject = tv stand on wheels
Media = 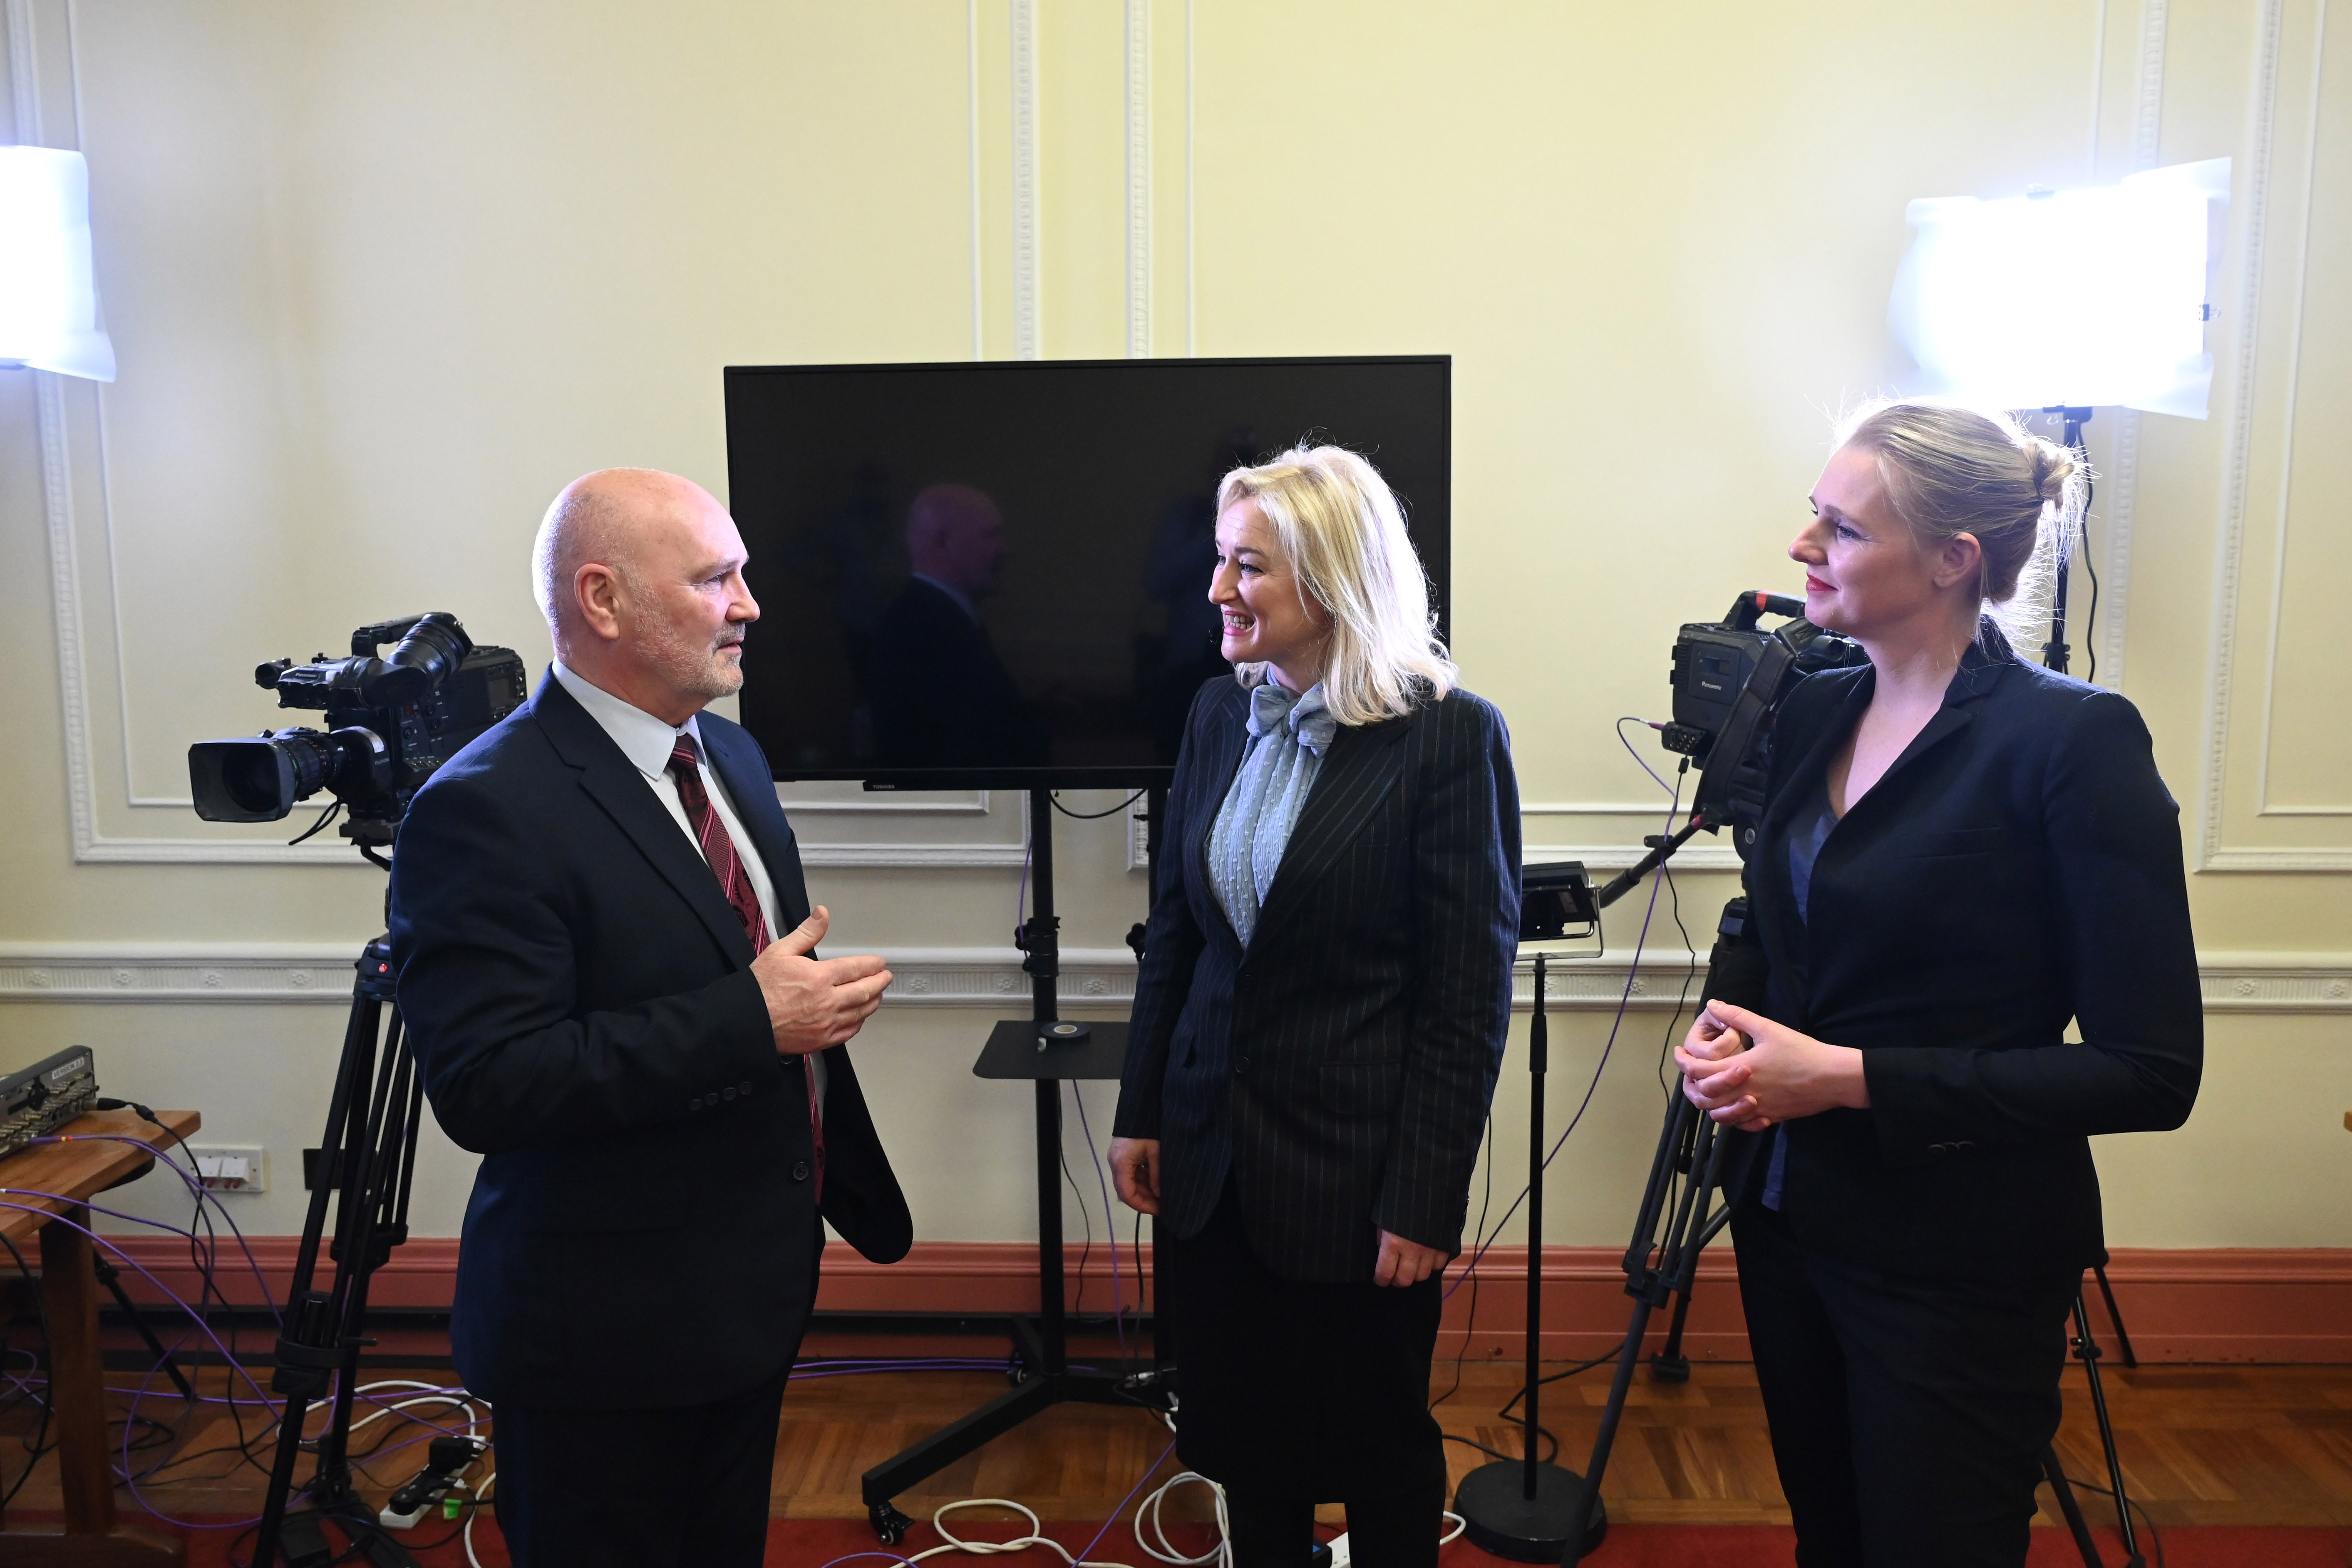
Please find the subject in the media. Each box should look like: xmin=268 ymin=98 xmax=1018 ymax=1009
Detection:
xmin=861 ymin=787 xmax=1173 ymax=1545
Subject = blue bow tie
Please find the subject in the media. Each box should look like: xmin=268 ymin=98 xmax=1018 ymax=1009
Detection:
xmin=1248 ymin=680 xmax=1338 ymax=756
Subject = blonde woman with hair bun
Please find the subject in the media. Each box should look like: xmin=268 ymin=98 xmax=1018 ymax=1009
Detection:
xmin=1107 ymin=444 xmax=1518 ymax=1568
xmin=1675 ymin=400 xmax=2201 ymax=1568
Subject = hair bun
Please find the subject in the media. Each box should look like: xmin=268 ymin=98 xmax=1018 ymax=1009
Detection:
xmin=2025 ymin=436 xmax=2079 ymax=503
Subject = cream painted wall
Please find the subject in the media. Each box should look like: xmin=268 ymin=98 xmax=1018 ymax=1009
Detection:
xmin=0 ymin=0 xmax=2344 ymax=1253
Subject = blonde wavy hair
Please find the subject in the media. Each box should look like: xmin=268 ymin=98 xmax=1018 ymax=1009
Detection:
xmin=1216 ymin=444 xmax=1456 ymax=726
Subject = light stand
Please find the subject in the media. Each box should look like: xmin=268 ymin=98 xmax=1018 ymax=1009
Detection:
xmin=1454 ymin=955 xmax=1608 ymax=1563
xmin=2038 ymin=404 xmax=2096 ymax=677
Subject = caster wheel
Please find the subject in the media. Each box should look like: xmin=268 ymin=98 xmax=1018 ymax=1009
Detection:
xmin=870 ymin=1501 xmax=915 ymax=1546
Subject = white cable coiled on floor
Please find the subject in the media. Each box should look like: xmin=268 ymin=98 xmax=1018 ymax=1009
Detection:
xmin=1134 ymin=1471 xmax=1230 ymax=1567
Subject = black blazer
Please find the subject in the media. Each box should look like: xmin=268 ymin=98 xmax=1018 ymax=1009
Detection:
xmin=1113 ymin=677 xmax=1521 ymax=1283
xmin=1727 ymin=633 xmax=2201 ymax=1282
xmin=389 ymin=671 xmax=912 ymax=1409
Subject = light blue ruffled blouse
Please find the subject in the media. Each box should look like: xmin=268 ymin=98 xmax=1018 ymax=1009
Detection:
xmin=1207 ymin=680 xmax=1338 ymax=946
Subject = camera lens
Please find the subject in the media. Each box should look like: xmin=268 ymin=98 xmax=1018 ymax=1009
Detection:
xmin=187 ymin=727 xmax=390 ymax=823
xmin=189 ymin=737 xmax=301 ymax=822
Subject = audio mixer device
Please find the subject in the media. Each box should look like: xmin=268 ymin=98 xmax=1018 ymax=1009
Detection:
xmin=0 ymin=1047 xmax=100 ymax=1164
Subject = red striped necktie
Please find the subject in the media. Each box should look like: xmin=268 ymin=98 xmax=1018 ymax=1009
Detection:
xmin=669 ymin=736 xmax=822 ymax=1201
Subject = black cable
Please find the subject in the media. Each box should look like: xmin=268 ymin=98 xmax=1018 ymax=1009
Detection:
xmin=1129 ymin=1207 xmax=1146 ymax=1352
xmin=1049 ymin=789 xmax=1149 ymax=821
xmin=1497 ymin=1337 xmax=1632 ymax=1427
xmin=1444 ymin=1426 xmax=1561 ymax=1465
xmin=1430 ymin=1110 xmax=1495 ymax=1414
xmin=0 ymin=1229 xmax=54 ymax=1509
xmin=287 ymin=799 xmax=344 ymax=847
xmin=2078 ymin=507 xmax=2101 ymax=687
xmin=1655 ymin=858 xmax=1699 ymax=1097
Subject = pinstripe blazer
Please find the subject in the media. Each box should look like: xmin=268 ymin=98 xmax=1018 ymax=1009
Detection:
xmin=1112 ymin=675 xmax=1521 ymax=1283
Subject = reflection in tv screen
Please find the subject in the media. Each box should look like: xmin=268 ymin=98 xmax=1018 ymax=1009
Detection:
xmin=722 ymin=356 xmax=1450 ymax=787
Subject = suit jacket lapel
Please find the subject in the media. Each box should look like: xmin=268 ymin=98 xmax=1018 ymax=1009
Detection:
xmin=528 ymin=673 xmax=755 ymax=968
xmin=1186 ymin=688 xmax=1251 ymax=950
xmin=1764 ymin=667 xmax=1873 ymax=840
xmin=1249 ymin=713 xmax=1410 ymax=949
xmin=1835 ymin=651 xmax=2013 ymax=834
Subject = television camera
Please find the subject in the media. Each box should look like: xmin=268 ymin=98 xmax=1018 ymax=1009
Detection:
xmin=186 ymin=612 xmax=525 ymax=854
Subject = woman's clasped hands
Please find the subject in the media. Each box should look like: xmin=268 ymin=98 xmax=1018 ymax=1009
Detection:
xmin=1673 ymin=1000 xmax=1871 ymax=1133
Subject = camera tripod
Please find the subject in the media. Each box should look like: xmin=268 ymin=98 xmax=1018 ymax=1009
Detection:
xmin=248 ymin=932 xmax=434 ymax=1568
xmin=1559 ymin=928 xmax=2148 ymax=1568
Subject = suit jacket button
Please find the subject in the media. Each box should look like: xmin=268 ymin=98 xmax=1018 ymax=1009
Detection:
xmin=722 ymin=1087 xmax=738 ymax=1102
xmin=792 ymin=1161 xmax=811 ymax=1182
xmin=1234 ymin=1057 xmax=1251 ymax=1076
xmin=688 ymin=1098 xmax=703 ymax=1112
xmin=740 ymin=1080 xmax=754 ymax=1094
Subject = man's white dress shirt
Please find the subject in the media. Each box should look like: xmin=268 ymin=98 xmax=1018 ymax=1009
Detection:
xmin=552 ymin=662 xmax=824 ymax=1116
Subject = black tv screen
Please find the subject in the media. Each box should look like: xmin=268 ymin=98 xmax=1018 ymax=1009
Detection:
xmin=723 ymin=355 xmax=1451 ymax=787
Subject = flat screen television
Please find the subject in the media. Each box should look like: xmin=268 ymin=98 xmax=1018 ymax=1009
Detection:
xmin=723 ymin=355 xmax=1451 ymax=788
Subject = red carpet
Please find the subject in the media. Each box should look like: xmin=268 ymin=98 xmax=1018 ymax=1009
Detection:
xmin=16 ymin=1512 xmax=2347 ymax=1566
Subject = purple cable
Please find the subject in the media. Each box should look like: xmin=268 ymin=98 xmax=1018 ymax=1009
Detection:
xmin=0 ymin=1197 xmax=275 ymax=1408
xmin=1068 ymin=1086 xmax=1127 ymax=1359
xmin=35 ymin=1133 xmax=283 ymax=1323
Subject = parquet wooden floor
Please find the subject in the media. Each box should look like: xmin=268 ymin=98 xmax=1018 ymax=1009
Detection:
xmin=770 ymin=1359 xmax=2352 ymax=1529
xmin=12 ymin=1356 xmax=2352 ymax=1534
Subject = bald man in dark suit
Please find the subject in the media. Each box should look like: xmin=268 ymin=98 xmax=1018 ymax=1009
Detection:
xmin=390 ymin=469 xmax=911 ymax=1568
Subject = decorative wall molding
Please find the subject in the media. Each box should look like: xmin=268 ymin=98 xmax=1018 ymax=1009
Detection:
xmin=2134 ymin=0 xmax=2170 ymax=170
xmin=1124 ymin=0 xmax=1151 ymax=359
xmin=1182 ymin=0 xmax=1196 ymax=356
xmin=2253 ymin=0 xmax=2344 ymax=821
xmin=6 ymin=943 xmax=2343 ymax=1014
xmin=15 ymin=5 xmax=1022 ymax=871
xmin=2197 ymin=0 xmax=2352 ymax=870
xmin=103 ymin=1234 xmax=2352 ymax=1363
xmin=1010 ymin=0 xmax=1040 ymax=360
xmin=2097 ymin=407 xmax=2139 ymax=689
xmin=966 ymin=0 xmax=984 ymax=361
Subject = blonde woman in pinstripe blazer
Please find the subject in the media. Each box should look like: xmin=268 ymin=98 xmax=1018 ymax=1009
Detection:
xmin=1109 ymin=447 xmax=1520 ymax=1568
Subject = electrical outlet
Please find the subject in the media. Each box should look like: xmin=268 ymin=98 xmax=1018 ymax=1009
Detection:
xmin=186 ymin=1144 xmax=267 ymax=1193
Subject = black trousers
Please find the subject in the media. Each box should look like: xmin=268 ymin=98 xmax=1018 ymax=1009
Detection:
xmin=1167 ymin=1179 xmax=1447 ymax=1568
xmin=1733 ymin=1203 xmax=2078 ymax=1568
xmin=490 ymin=1358 xmax=791 ymax=1568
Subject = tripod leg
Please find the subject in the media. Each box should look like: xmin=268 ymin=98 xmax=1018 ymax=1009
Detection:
xmin=1650 ymin=1281 xmax=1695 ymax=1384
xmin=2093 ymin=1265 xmax=2138 ymax=1370
xmin=2070 ymin=1292 xmax=2144 ymax=1568
xmin=2042 ymin=1444 xmax=2105 ymax=1568
xmin=1563 ymin=1298 xmax=1650 ymax=1565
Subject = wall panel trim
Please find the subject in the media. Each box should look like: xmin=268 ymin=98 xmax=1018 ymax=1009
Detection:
xmin=102 ymin=1236 xmax=2352 ymax=1363
xmin=4 ymin=943 xmax=2342 ymax=1012
xmin=2197 ymin=0 xmax=2352 ymax=869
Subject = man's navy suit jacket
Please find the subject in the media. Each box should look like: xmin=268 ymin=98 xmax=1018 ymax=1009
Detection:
xmin=1113 ymin=677 xmax=1521 ymax=1284
xmin=389 ymin=670 xmax=911 ymax=1409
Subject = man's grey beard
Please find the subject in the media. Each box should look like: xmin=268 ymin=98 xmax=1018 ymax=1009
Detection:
xmin=625 ymin=573 xmax=743 ymax=705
